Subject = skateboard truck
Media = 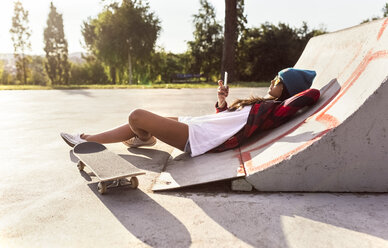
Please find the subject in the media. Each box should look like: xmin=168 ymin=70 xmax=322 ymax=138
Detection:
xmin=77 ymin=161 xmax=139 ymax=194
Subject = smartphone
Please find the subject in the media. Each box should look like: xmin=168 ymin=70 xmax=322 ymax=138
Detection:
xmin=224 ymin=72 xmax=228 ymax=87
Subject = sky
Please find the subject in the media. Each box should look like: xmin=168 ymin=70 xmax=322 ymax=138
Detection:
xmin=0 ymin=0 xmax=387 ymax=55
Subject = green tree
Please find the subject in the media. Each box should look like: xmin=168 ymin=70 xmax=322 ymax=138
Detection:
xmin=188 ymin=0 xmax=223 ymax=81
xmin=297 ymin=22 xmax=326 ymax=46
xmin=0 ymin=68 xmax=14 ymax=85
xmin=236 ymin=0 xmax=247 ymax=37
xmin=361 ymin=2 xmax=388 ymax=24
xmin=30 ymin=56 xmax=49 ymax=85
xmin=151 ymin=50 xmax=192 ymax=83
xmin=43 ymin=2 xmax=70 ymax=85
xmin=10 ymin=1 xmax=32 ymax=85
xmin=383 ymin=3 xmax=388 ymax=17
xmin=82 ymin=0 xmax=160 ymax=84
xmin=69 ymin=55 xmax=109 ymax=85
xmin=0 ymin=61 xmax=4 ymax=84
xmin=237 ymin=22 xmax=325 ymax=82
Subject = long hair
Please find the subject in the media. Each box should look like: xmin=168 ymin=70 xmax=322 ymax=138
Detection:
xmin=228 ymin=85 xmax=290 ymax=111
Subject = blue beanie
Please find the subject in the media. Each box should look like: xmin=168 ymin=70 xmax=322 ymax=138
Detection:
xmin=278 ymin=68 xmax=316 ymax=96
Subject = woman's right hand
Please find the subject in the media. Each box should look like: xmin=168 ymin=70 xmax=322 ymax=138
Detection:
xmin=217 ymin=80 xmax=229 ymax=107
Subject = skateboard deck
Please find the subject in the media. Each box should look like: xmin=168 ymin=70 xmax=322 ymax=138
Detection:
xmin=73 ymin=142 xmax=145 ymax=194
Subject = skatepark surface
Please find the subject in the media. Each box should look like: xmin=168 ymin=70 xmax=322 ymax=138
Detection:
xmin=1 ymin=19 xmax=388 ymax=247
xmin=0 ymin=88 xmax=387 ymax=247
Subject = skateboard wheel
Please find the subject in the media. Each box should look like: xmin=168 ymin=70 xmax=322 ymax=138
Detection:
xmin=77 ymin=161 xmax=85 ymax=171
xmin=130 ymin=177 xmax=139 ymax=189
xmin=98 ymin=182 xmax=107 ymax=194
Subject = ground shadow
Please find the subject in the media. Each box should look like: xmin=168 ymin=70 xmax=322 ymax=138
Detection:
xmin=69 ymin=150 xmax=78 ymax=163
xmin=89 ymin=184 xmax=192 ymax=247
xmin=59 ymin=89 xmax=94 ymax=97
xmin=199 ymin=192 xmax=388 ymax=246
xmin=69 ymin=146 xmax=170 ymax=173
xmin=126 ymin=147 xmax=171 ymax=158
xmin=118 ymin=154 xmax=163 ymax=173
xmin=121 ymin=147 xmax=171 ymax=173
xmin=68 ymin=150 xmax=93 ymax=181
xmin=159 ymin=188 xmax=388 ymax=247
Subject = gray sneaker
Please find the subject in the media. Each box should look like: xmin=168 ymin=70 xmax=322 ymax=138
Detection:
xmin=60 ymin=132 xmax=87 ymax=147
xmin=122 ymin=136 xmax=157 ymax=148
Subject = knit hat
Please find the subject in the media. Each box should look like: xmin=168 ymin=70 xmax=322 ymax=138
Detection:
xmin=278 ymin=68 xmax=316 ymax=96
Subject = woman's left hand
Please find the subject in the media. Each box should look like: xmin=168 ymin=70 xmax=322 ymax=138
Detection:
xmin=217 ymin=80 xmax=229 ymax=107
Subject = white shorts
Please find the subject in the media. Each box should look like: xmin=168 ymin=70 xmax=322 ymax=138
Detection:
xmin=178 ymin=105 xmax=252 ymax=157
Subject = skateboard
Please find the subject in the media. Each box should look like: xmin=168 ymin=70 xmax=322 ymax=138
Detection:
xmin=73 ymin=142 xmax=145 ymax=194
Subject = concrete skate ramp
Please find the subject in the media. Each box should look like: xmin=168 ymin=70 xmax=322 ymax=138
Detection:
xmin=243 ymin=18 xmax=388 ymax=192
xmin=153 ymin=18 xmax=388 ymax=192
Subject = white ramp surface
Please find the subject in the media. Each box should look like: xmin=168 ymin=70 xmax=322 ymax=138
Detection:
xmin=153 ymin=18 xmax=388 ymax=192
xmin=153 ymin=148 xmax=244 ymax=191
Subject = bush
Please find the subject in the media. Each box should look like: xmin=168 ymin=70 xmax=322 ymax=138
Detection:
xmin=69 ymin=58 xmax=109 ymax=85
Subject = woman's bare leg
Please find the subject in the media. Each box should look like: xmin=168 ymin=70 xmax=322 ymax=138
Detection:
xmin=128 ymin=110 xmax=187 ymax=150
xmin=82 ymin=124 xmax=135 ymax=143
xmin=82 ymin=110 xmax=188 ymax=151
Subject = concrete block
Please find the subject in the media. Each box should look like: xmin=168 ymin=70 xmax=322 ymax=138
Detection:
xmin=231 ymin=178 xmax=253 ymax=192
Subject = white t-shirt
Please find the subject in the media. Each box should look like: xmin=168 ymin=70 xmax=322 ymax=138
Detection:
xmin=178 ymin=105 xmax=252 ymax=157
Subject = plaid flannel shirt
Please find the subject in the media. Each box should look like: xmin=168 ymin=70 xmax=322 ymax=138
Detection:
xmin=211 ymin=88 xmax=320 ymax=153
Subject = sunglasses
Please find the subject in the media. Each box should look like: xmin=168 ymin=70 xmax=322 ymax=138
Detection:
xmin=273 ymin=76 xmax=282 ymax=86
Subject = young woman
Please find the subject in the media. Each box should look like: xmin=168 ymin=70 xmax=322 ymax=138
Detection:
xmin=61 ymin=68 xmax=320 ymax=157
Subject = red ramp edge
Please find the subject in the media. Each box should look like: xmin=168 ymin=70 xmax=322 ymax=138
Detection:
xmin=243 ymin=18 xmax=388 ymax=192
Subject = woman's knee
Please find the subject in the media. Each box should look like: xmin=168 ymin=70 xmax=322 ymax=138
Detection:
xmin=128 ymin=109 xmax=147 ymax=126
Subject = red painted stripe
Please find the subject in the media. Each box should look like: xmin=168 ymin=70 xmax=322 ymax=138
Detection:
xmin=316 ymin=113 xmax=340 ymax=129
xmin=240 ymin=151 xmax=252 ymax=174
xmin=338 ymin=44 xmax=363 ymax=78
xmin=316 ymin=50 xmax=388 ymax=120
xmin=252 ymin=114 xmax=338 ymax=172
xmin=377 ymin=18 xmax=388 ymax=40
xmin=233 ymin=148 xmax=247 ymax=176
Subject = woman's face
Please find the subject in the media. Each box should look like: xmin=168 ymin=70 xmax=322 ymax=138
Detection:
xmin=268 ymin=77 xmax=284 ymax=99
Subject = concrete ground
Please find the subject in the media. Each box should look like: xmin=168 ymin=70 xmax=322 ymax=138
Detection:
xmin=0 ymin=88 xmax=387 ymax=248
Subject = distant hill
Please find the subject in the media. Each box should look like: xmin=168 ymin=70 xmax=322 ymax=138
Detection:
xmin=0 ymin=52 xmax=85 ymax=67
xmin=0 ymin=53 xmax=15 ymax=63
xmin=0 ymin=54 xmax=16 ymax=73
xmin=68 ymin=52 xmax=85 ymax=64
